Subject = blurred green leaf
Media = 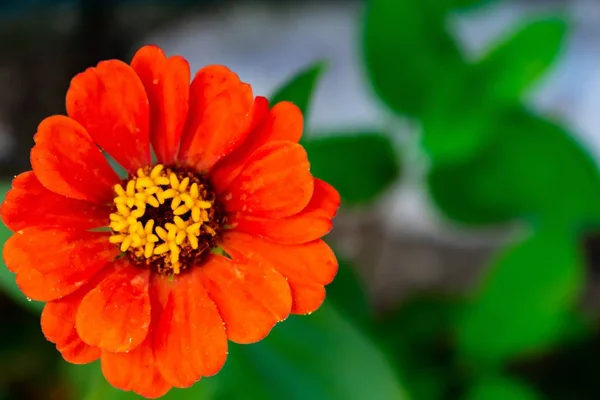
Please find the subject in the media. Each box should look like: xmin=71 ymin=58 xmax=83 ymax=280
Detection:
xmin=456 ymin=226 xmax=584 ymax=365
xmin=420 ymin=18 xmax=567 ymax=165
xmin=465 ymin=375 xmax=543 ymax=400
xmin=326 ymin=256 xmax=371 ymax=328
xmin=421 ymin=69 xmax=503 ymax=165
xmin=449 ymin=0 xmax=498 ymax=9
xmin=476 ymin=17 xmax=568 ymax=102
xmin=427 ymin=108 xmax=600 ymax=225
xmin=305 ymin=132 xmax=400 ymax=205
xmin=270 ymin=61 xmax=326 ymax=124
xmin=375 ymin=296 xmax=464 ymax=400
xmin=362 ymin=0 xmax=464 ymax=117
xmin=0 ymin=182 xmax=43 ymax=313
xmin=217 ymin=301 xmax=409 ymax=400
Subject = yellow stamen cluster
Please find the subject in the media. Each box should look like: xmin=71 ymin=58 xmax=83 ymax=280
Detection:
xmin=109 ymin=164 xmax=215 ymax=274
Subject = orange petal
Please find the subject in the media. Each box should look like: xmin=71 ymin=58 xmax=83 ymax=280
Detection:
xmin=76 ymin=260 xmax=151 ymax=352
xmin=178 ymin=65 xmax=254 ymax=172
xmin=229 ymin=178 xmax=340 ymax=244
xmin=4 ymin=227 xmax=116 ymax=274
xmin=13 ymin=267 xmax=80 ymax=302
xmin=222 ymin=141 xmax=313 ymax=218
xmin=288 ymin=282 xmax=327 ymax=315
xmin=209 ymin=96 xmax=269 ymax=194
xmin=131 ymin=45 xmax=190 ymax=164
xmin=101 ymin=334 xmax=171 ymax=399
xmin=211 ymin=97 xmax=303 ymax=194
xmin=199 ymin=254 xmax=292 ymax=344
xmin=1 ymin=171 xmax=109 ymax=232
xmin=3 ymin=228 xmax=117 ymax=301
xmin=264 ymin=101 xmax=304 ymax=142
xmin=30 ymin=115 xmax=120 ymax=203
xmin=152 ymin=269 xmax=227 ymax=388
xmin=41 ymin=287 xmax=100 ymax=364
xmin=211 ymin=97 xmax=306 ymax=193
xmin=66 ymin=60 xmax=151 ymax=173
xmin=220 ymin=232 xmax=337 ymax=315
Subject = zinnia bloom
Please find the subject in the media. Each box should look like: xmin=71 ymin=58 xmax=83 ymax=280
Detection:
xmin=1 ymin=45 xmax=339 ymax=398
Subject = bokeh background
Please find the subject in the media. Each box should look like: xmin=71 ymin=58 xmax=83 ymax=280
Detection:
xmin=1 ymin=0 xmax=600 ymax=399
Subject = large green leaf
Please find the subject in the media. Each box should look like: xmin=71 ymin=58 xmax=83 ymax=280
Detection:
xmin=420 ymin=68 xmax=504 ymax=165
xmin=270 ymin=61 xmax=326 ymax=126
xmin=305 ymin=132 xmax=400 ymax=205
xmin=465 ymin=375 xmax=543 ymax=400
xmin=448 ymin=0 xmax=498 ymax=9
xmin=476 ymin=17 xmax=568 ymax=102
xmin=427 ymin=108 xmax=600 ymax=226
xmin=362 ymin=0 xmax=464 ymax=117
xmin=420 ymin=18 xmax=567 ymax=165
xmin=216 ymin=301 xmax=409 ymax=400
xmin=0 ymin=182 xmax=43 ymax=313
xmin=456 ymin=226 xmax=584 ymax=364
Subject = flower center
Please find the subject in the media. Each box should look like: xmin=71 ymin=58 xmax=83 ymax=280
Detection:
xmin=108 ymin=164 xmax=223 ymax=275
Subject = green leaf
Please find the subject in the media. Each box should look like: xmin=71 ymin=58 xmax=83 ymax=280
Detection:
xmin=0 ymin=182 xmax=43 ymax=313
xmin=465 ymin=375 xmax=543 ymax=400
xmin=270 ymin=61 xmax=326 ymax=124
xmin=476 ymin=17 xmax=568 ymax=102
xmin=421 ymin=68 xmax=504 ymax=165
xmin=420 ymin=18 xmax=567 ymax=164
xmin=427 ymin=108 xmax=600 ymax=226
xmin=305 ymin=132 xmax=400 ymax=205
xmin=448 ymin=0 xmax=498 ymax=9
xmin=362 ymin=0 xmax=464 ymax=117
xmin=216 ymin=301 xmax=409 ymax=400
xmin=456 ymin=226 xmax=584 ymax=365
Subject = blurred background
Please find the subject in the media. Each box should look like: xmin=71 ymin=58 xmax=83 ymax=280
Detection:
xmin=1 ymin=0 xmax=600 ymax=399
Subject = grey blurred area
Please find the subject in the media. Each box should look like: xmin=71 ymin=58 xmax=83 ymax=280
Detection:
xmin=0 ymin=0 xmax=599 ymax=310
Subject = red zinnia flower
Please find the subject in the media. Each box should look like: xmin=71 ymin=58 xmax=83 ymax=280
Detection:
xmin=1 ymin=45 xmax=339 ymax=398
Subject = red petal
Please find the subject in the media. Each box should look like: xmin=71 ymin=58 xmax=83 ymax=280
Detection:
xmin=101 ymin=334 xmax=171 ymax=399
xmin=222 ymin=141 xmax=313 ymax=218
xmin=13 ymin=267 xmax=77 ymax=302
xmin=211 ymin=97 xmax=305 ymax=194
xmin=199 ymin=254 xmax=291 ymax=344
xmin=209 ymin=96 xmax=269 ymax=194
xmin=41 ymin=287 xmax=100 ymax=364
xmin=30 ymin=115 xmax=119 ymax=203
xmin=131 ymin=45 xmax=190 ymax=164
xmin=76 ymin=260 xmax=151 ymax=352
xmin=229 ymin=178 xmax=340 ymax=244
xmin=220 ymin=232 xmax=337 ymax=315
xmin=263 ymin=101 xmax=303 ymax=142
xmin=152 ymin=269 xmax=227 ymax=387
xmin=3 ymin=228 xmax=117 ymax=301
xmin=1 ymin=171 xmax=109 ymax=232
xmin=66 ymin=60 xmax=151 ymax=173
xmin=178 ymin=65 xmax=254 ymax=172
xmin=288 ymin=282 xmax=326 ymax=315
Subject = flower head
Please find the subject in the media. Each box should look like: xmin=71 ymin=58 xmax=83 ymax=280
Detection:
xmin=1 ymin=45 xmax=339 ymax=398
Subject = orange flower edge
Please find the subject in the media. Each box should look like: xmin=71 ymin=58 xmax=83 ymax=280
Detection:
xmin=1 ymin=44 xmax=340 ymax=398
